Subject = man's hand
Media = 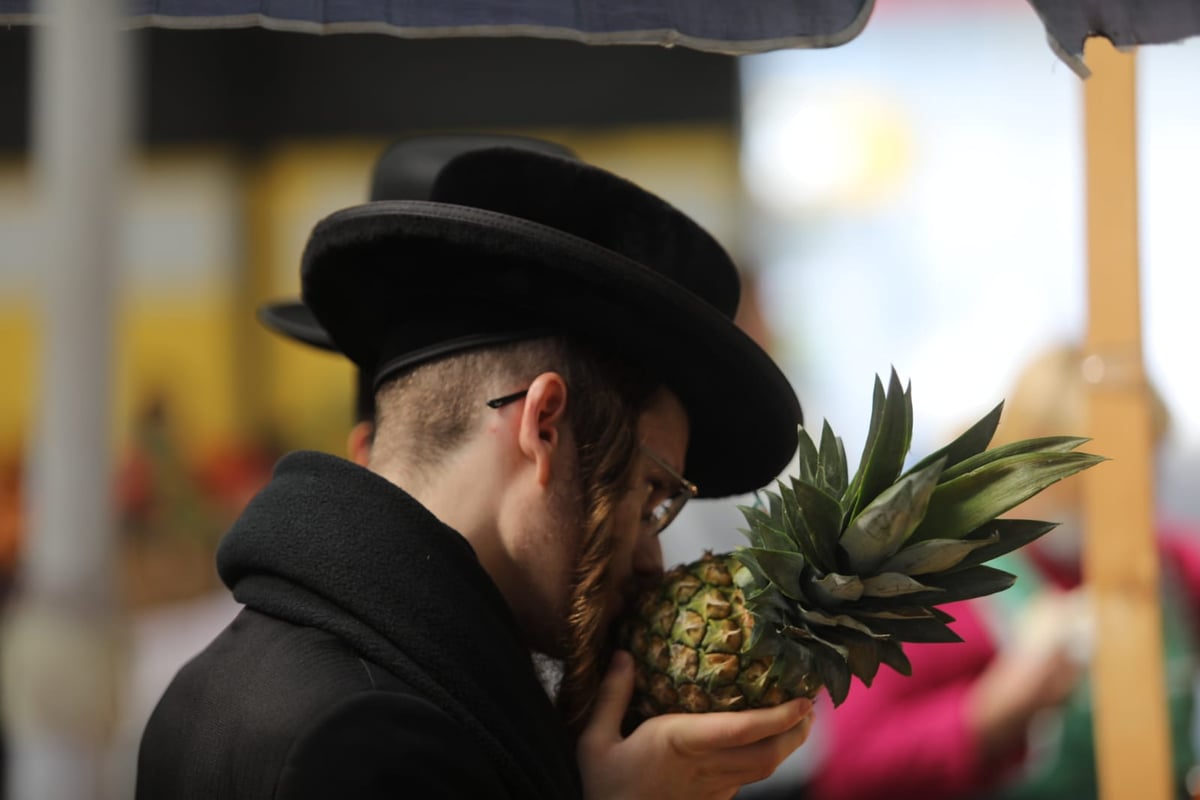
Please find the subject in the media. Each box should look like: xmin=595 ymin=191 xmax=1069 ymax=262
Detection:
xmin=578 ymin=651 xmax=815 ymax=800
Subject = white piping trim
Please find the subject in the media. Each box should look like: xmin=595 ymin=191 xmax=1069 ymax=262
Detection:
xmin=0 ymin=4 xmax=875 ymax=54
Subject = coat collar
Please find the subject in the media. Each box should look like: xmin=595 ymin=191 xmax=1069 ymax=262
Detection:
xmin=217 ymin=450 xmax=580 ymax=799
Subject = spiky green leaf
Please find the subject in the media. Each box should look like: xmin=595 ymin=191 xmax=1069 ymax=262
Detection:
xmin=778 ymin=481 xmax=839 ymax=575
xmin=737 ymin=503 xmax=769 ymax=529
xmin=769 ymin=483 xmax=824 ymax=573
xmin=774 ymin=636 xmax=818 ymax=683
xmin=731 ymin=550 xmax=777 ymax=600
xmin=909 ymin=451 xmax=1105 ymax=543
xmin=939 ymin=436 xmax=1095 ymax=484
xmin=839 ymin=456 xmax=944 ymax=573
xmin=947 ymin=519 xmax=1058 ymax=572
xmin=929 ymin=606 xmax=957 ymax=624
xmin=795 ymin=427 xmax=820 ymax=486
xmin=818 ymin=421 xmax=849 ymax=498
xmin=765 ymin=490 xmax=787 ymax=531
xmin=782 ymin=629 xmax=852 ymax=705
xmin=741 ymin=548 xmax=809 ymax=601
xmin=788 ymin=478 xmax=843 ymax=574
xmin=819 ymin=654 xmax=853 ymax=706
xmin=904 ymin=401 xmax=1003 ymax=477
xmin=877 ymin=638 xmax=912 ymax=677
xmin=808 ymin=572 xmax=865 ymax=605
xmin=895 ymin=564 xmax=1018 ymax=605
xmin=853 ymin=605 xmax=935 ymax=619
xmin=848 ymin=612 xmax=963 ymax=644
xmin=847 ymin=372 xmax=914 ymax=521
xmin=814 ymin=625 xmax=886 ymax=687
xmin=798 ymin=609 xmax=890 ymax=638
xmin=741 ymin=606 xmax=784 ymax=660
xmin=841 ymin=376 xmax=887 ymax=517
xmin=737 ymin=506 xmax=799 ymax=554
xmin=878 ymin=535 xmax=999 ymax=576
xmin=861 ymin=572 xmax=941 ymax=598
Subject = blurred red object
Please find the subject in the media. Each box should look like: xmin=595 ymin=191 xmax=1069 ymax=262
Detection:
xmin=194 ymin=439 xmax=279 ymax=525
xmin=0 ymin=459 xmax=22 ymax=577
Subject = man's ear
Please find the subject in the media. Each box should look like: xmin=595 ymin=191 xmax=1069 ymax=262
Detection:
xmin=347 ymin=421 xmax=375 ymax=467
xmin=517 ymin=372 xmax=569 ymax=487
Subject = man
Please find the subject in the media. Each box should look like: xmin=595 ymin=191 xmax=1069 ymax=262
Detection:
xmin=136 ymin=143 xmax=813 ymax=799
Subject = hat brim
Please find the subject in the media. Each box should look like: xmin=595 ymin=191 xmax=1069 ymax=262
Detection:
xmin=302 ymin=200 xmax=801 ymax=498
xmin=257 ymin=301 xmax=336 ymax=351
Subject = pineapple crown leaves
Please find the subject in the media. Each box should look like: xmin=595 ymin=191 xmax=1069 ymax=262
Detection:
xmin=735 ymin=370 xmax=1102 ymax=587
xmin=907 ymin=447 xmax=1103 ymax=545
xmin=842 ymin=370 xmax=913 ymax=523
xmin=838 ymin=455 xmax=945 ymax=574
xmin=729 ymin=369 xmax=1105 ymax=706
xmin=945 ymin=519 xmax=1058 ymax=572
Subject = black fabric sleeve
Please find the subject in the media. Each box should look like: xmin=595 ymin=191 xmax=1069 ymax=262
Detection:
xmin=275 ymin=691 xmax=510 ymax=799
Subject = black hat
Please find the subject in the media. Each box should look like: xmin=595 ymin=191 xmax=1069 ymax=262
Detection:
xmin=256 ymin=134 xmax=580 ymax=422
xmin=301 ymin=146 xmax=802 ymax=498
xmin=257 ymin=134 xmax=578 ymax=350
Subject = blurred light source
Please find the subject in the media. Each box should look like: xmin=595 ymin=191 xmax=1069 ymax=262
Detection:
xmin=741 ymin=77 xmax=912 ymax=215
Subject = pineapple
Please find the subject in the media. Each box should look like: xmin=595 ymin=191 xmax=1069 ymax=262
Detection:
xmin=621 ymin=370 xmax=1103 ymax=724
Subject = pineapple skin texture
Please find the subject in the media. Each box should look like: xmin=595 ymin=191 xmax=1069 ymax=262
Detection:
xmin=622 ymin=552 xmax=820 ymax=725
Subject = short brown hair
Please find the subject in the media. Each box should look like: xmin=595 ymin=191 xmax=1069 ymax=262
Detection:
xmin=373 ymin=336 xmax=655 ymax=476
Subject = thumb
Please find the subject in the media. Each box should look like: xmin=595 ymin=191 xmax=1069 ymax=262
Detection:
xmin=583 ymin=650 xmax=636 ymax=743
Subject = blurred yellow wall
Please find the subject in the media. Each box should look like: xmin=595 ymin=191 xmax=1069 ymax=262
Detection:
xmin=0 ymin=307 xmax=36 ymax=454
xmin=1 ymin=151 xmax=249 ymax=460
xmin=0 ymin=123 xmax=739 ymax=468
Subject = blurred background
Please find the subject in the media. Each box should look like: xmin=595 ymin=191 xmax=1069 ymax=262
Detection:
xmin=0 ymin=0 xmax=1198 ymax=796
xmin=666 ymin=0 xmax=1200 ymax=577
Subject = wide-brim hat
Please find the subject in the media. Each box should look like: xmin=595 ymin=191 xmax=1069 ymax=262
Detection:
xmin=301 ymin=146 xmax=801 ymax=498
xmin=257 ymin=300 xmax=336 ymax=350
xmin=258 ymin=134 xmax=579 ymax=349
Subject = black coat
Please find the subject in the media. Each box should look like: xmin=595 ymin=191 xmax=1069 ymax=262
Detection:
xmin=136 ymin=451 xmax=581 ymax=799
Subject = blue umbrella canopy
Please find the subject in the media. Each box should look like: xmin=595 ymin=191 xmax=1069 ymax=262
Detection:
xmin=3 ymin=0 xmax=1199 ymax=71
xmin=3 ymin=0 xmax=1200 ymax=71
xmin=1027 ymin=0 xmax=1200 ymax=75
xmin=0 ymin=0 xmax=875 ymax=52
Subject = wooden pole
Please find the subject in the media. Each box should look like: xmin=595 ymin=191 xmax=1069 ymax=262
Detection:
xmin=1081 ymin=36 xmax=1173 ymax=800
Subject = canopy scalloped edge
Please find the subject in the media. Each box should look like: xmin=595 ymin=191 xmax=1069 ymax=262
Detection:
xmin=1025 ymin=0 xmax=1200 ymax=79
xmin=0 ymin=3 xmax=876 ymax=56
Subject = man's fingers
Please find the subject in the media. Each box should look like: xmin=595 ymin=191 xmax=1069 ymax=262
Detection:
xmin=580 ymin=650 xmax=635 ymax=745
xmin=578 ymin=688 xmax=818 ymax=800
xmin=707 ymin=709 xmax=816 ymax=785
xmin=674 ymin=697 xmax=813 ymax=753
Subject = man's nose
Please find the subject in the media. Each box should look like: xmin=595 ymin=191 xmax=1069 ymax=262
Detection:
xmin=633 ymin=534 xmax=663 ymax=577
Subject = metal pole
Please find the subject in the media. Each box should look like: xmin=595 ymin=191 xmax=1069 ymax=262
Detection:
xmin=1081 ymin=36 xmax=1173 ymax=800
xmin=1 ymin=0 xmax=131 ymax=798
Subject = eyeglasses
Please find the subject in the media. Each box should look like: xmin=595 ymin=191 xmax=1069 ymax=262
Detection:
xmin=484 ymin=388 xmax=698 ymax=535
xmin=638 ymin=445 xmax=698 ymax=535
xmin=485 ymin=389 xmax=530 ymax=409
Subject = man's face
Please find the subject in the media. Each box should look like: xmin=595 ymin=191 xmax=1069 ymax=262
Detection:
xmin=543 ymin=386 xmax=692 ymax=723
xmin=600 ymin=387 xmax=691 ymax=630
xmin=526 ymin=387 xmax=691 ymax=657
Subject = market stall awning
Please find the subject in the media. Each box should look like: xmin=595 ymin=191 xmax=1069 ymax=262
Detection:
xmin=1027 ymin=0 xmax=1200 ymax=75
xmin=6 ymin=0 xmax=1200 ymax=76
xmin=0 ymin=0 xmax=875 ymax=52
